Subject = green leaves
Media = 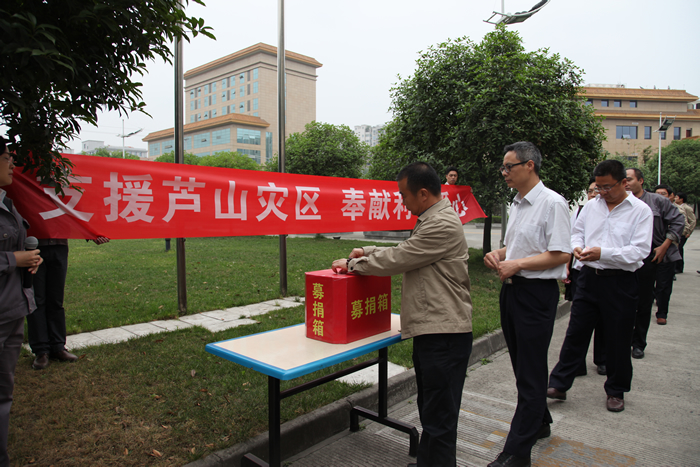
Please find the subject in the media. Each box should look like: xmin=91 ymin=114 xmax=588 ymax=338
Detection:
xmin=0 ymin=0 xmax=216 ymax=191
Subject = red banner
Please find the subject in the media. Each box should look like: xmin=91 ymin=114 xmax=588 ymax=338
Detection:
xmin=5 ymin=154 xmax=485 ymax=240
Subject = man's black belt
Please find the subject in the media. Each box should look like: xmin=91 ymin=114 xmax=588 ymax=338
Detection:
xmin=584 ymin=266 xmax=633 ymax=276
xmin=503 ymin=276 xmax=557 ymax=285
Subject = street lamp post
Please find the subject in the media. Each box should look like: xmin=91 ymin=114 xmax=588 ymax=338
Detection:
xmin=116 ymin=120 xmax=143 ymax=158
xmin=656 ymin=113 xmax=675 ymax=185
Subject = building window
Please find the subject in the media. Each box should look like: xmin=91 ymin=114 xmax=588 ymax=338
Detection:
xmin=197 ymin=87 xmax=201 ymax=97
xmin=266 ymin=132 xmax=273 ymax=163
xmin=189 ymin=90 xmax=194 ymax=99
xmin=222 ymin=92 xmax=227 ymax=103
xmin=149 ymin=142 xmax=161 ymax=156
xmin=240 ymin=86 xmax=245 ymax=97
xmin=630 ymin=101 xmax=637 ymax=108
xmin=190 ymin=101 xmax=194 ymax=111
xmin=687 ymin=128 xmax=693 ymax=138
xmin=193 ymin=132 xmax=211 ymax=149
xmin=212 ymin=94 xmax=216 ymax=105
xmin=644 ymin=126 xmax=652 ymax=139
xmin=162 ymin=140 xmax=174 ymax=152
xmin=204 ymin=84 xmax=209 ymax=94
xmin=660 ymin=131 xmax=666 ymax=140
xmin=197 ymin=99 xmax=201 ymax=109
xmin=237 ymin=128 xmax=261 ymax=145
xmin=585 ymin=99 xmax=592 ymax=106
xmin=253 ymin=82 xmax=259 ymax=94
xmin=601 ymin=100 xmax=609 ymax=107
xmin=239 ymin=102 xmax=245 ymax=112
xmin=616 ymin=126 xmax=638 ymax=139
xmin=673 ymin=127 xmax=681 ymax=140
xmin=230 ymin=89 xmax=236 ymax=99
xmin=230 ymin=104 xmax=236 ymax=114
xmin=240 ymin=73 xmax=245 ymax=83
xmin=237 ymin=148 xmax=261 ymax=164
xmin=212 ymin=128 xmax=231 ymax=145
xmin=222 ymin=106 xmax=228 ymax=116
xmin=253 ymin=68 xmax=259 ymax=80
xmin=222 ymin=78 xmax=227 ymax=89
xmin=212 ymin=110 xmax=217 ymax=118
xmin=230 ymin=76 xmax=235 ymax=87
xmin=184 ymin=136 xmax=192 ymax=150
xmin=203 ymin=111 xmax=209 ymax=120
xmin=613 ymin=100 xmax=621 ymax=107
xmin=253 ymin=98 xmax=259 ymax=110
xmin=212 ymin=82 xmax=216 ymax=92
xmin=190 ymin=115 xmax=195 ymax=123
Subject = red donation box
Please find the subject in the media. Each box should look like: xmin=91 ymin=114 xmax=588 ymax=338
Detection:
xmin=305 ymin=269 xmax=391 ymax=344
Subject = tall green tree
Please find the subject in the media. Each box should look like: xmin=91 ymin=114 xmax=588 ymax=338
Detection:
xmin=155 ymin=151 xmax=201 ymax=166
xmin=379 ymin=26 xmax=605 ymax=251
xmin=642 ymin=139 xmax=700 ymax=204
xmin=0 ymin=0 xmax=213 ymax=191
xmin=82 ymin=147 xmax=140 ymax=160
xmin=267 ymin=121 xmax=370 ymax=178
xmin=198 ymin=151 xmax=261 ymax=171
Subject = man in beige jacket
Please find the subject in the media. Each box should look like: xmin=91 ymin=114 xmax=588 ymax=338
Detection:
xmin=332 ymin=162 xmax=472 ymax=467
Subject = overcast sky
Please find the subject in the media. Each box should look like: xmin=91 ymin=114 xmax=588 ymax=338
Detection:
xmin=67 ymin=0 xmax=700 ymax=153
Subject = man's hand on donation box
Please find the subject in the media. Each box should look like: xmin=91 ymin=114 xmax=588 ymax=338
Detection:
xmin=576 ymin=246 xmax=601 ymax=262
xmin=331 ymin=259 xmax=349 ymax=274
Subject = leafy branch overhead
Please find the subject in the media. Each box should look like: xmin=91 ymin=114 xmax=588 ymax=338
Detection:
xmin=0 ymin=0 xmax=215 ymax=191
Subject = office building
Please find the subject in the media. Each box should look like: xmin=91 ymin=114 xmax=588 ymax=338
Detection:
xmin=143 ymin=43 xmax=322 ymax=164
xmin=582 ymin=85 xmax=700 ymax=159
xmin=354 ymin=124 xmax=385 ymax=147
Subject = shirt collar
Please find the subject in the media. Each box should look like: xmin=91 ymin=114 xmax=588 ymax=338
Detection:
xmin=418 ymin=198 xmax=449 ymax=220
xmin=0 ymin=189 xmax=7 ymax=212
xmin=513 ymin=180 xmax=544 ymax=206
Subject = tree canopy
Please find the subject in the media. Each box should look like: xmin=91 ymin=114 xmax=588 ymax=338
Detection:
xmin=82 ymin=147 xmax=140 ymax=160
xmin=641 ymin=139 xmax=700 ymax=204
xmin=0 ymin=0 xmax=213 ymax=190
xmin=155 ymin=150 xmax=261 ymax=170
xmin=267 ymin=121 xmax=370 ymax=178
xmin=371 ymin=26 xmax=605 ymax=249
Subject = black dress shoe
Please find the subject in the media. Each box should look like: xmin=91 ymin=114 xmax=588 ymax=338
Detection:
xmin=32 ymin=353 xmax=50 ymax=370
xmin=50 ymin=349 xmax=78 ymax=362
xmin=632 ymin=347 xmax=644 ymax=359
xmin=536 ymin=422 xmax=551 ymax=439
xmin=546 ymin=387 xmax=566 ymax=400
xmin=597 ymin=364 xmax=607 ymax=375
xmin=488 ymin=451 xmax=531 ymax=467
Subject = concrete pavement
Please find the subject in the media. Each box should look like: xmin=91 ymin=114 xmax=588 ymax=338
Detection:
xmin=282 ymin=234 xmax=700 ymax=466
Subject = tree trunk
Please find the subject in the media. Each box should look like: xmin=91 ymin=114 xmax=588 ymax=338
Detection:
xmin=483 ymin=212 xmax=492 ymax=253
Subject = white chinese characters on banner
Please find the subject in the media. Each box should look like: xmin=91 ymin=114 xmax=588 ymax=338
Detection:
xmin=368 ymin=189 xmax=391 ymax=220
xmin=215 ymin=181 xmax=248 ymax=220
xmin=104 ymin=173 xmax=155 ymax=223
xmin=38 ymin=176 xmax=94 ymax=222
xmin=163 ymin=177 xmax=206 ymax=222
xmin=256 ymin=182 xmax=288 ymax=221
xmin=295 ymin=186 xmax=321 ymax=220
xmin=341 ymin=188 xmax=366 ymax=221
xmin=393 ymin=191 xmax=411 ymax=220
xmin=442 ymin=191 xmax=468 ymax=217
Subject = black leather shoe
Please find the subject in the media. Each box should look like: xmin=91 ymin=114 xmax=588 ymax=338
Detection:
xmin=50 ymin=349 xmax=78 ymax=362
xmin=32 ymin=353 xmax=49 ymax=370
xmin=597 ymin=365 xmax=607 ymax=375
xmin=488 ymin=451 xmax=531 ymax=467
xmin=536 ymin=423 xmax=551 ymax=439
xmin=546 ymin=387 xmax=566 ymax=400
xmin=632 ymin=347 xmax=644 ymax=359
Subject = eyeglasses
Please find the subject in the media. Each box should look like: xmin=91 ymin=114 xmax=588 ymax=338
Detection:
xmin=586 ymin=189 xmax=596 ymax=194
xmin=499 ymin=161 xmax=528 ymax=174
xmin=593 ymin=179 xmax=623 ymax=193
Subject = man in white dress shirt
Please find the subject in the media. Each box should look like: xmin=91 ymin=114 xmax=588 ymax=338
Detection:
xmin=548 ymin=160 xmax=653 ymax=413
xmin=484 ymin=142 xmax=572 ymax=467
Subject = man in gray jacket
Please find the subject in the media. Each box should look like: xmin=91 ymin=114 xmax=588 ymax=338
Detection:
xmin=332 ymin=162 xmax=472 ymax=467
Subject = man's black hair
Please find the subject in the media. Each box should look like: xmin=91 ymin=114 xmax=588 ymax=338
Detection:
xmin=654 ymin=183 xmax=674 ymax=195
xmin=503 ymin=141 xmax=542 ymax=175
xmin=0 ymin=136 xmax=8 ymax=154
xmin=676 ymin=191 xmax=687 ymax=203
xmin=593 ymin=160 xmax=626 ymax=181
xmin=397 ymin=162 xmax=441 ymax=197
xmin=626 ymin=167 xmax=644 ymax=182
xmin=445 ymin=166 xmax=459 ymax=176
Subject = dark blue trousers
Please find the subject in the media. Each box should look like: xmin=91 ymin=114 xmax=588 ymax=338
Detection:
xmin=550 ymin=267 xmax=638 ymax=399
xmin=500 ymin=277 xmax=559 ymax=459
xmin=26 ymin=244 xmax=69 ymax=355
xmin=412 ymin=332 xmax=472 ymax=467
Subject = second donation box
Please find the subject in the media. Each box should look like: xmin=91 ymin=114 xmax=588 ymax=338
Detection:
xmin=305 ymin=269 xmax=391 ymax=344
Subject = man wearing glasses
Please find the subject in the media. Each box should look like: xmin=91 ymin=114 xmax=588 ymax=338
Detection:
xmin=548 ymin=160 xmax=652 ymax=414
xmin=484 ymin=142 xmax=572 ymax=467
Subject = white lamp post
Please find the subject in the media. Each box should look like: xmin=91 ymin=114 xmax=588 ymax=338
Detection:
xmin=656 ymin=113 xmax=675 ymax=185
xmin=116 ymin=120 xmax=143 ymax=158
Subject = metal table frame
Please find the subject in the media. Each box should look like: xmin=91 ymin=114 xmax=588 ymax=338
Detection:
xmin=206 ymin=316 xmax=418 ymax=467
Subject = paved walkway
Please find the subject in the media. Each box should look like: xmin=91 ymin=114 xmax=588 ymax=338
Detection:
xmin=285 ymin=235 xmax=700 ymax=466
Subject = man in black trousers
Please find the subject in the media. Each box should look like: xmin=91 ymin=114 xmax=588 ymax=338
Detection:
xmin=484 ymin=142 xmax=572 ymax=467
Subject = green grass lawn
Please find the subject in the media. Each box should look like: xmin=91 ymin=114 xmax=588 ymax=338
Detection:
xmin=11 ymin=235 xmax=504 ymax=466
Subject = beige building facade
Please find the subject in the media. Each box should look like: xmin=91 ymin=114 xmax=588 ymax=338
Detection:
xmin=581 ymin=85 xmax=700 ymax=160
xmin=143 ymin=43 xmax=321 ymax=164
